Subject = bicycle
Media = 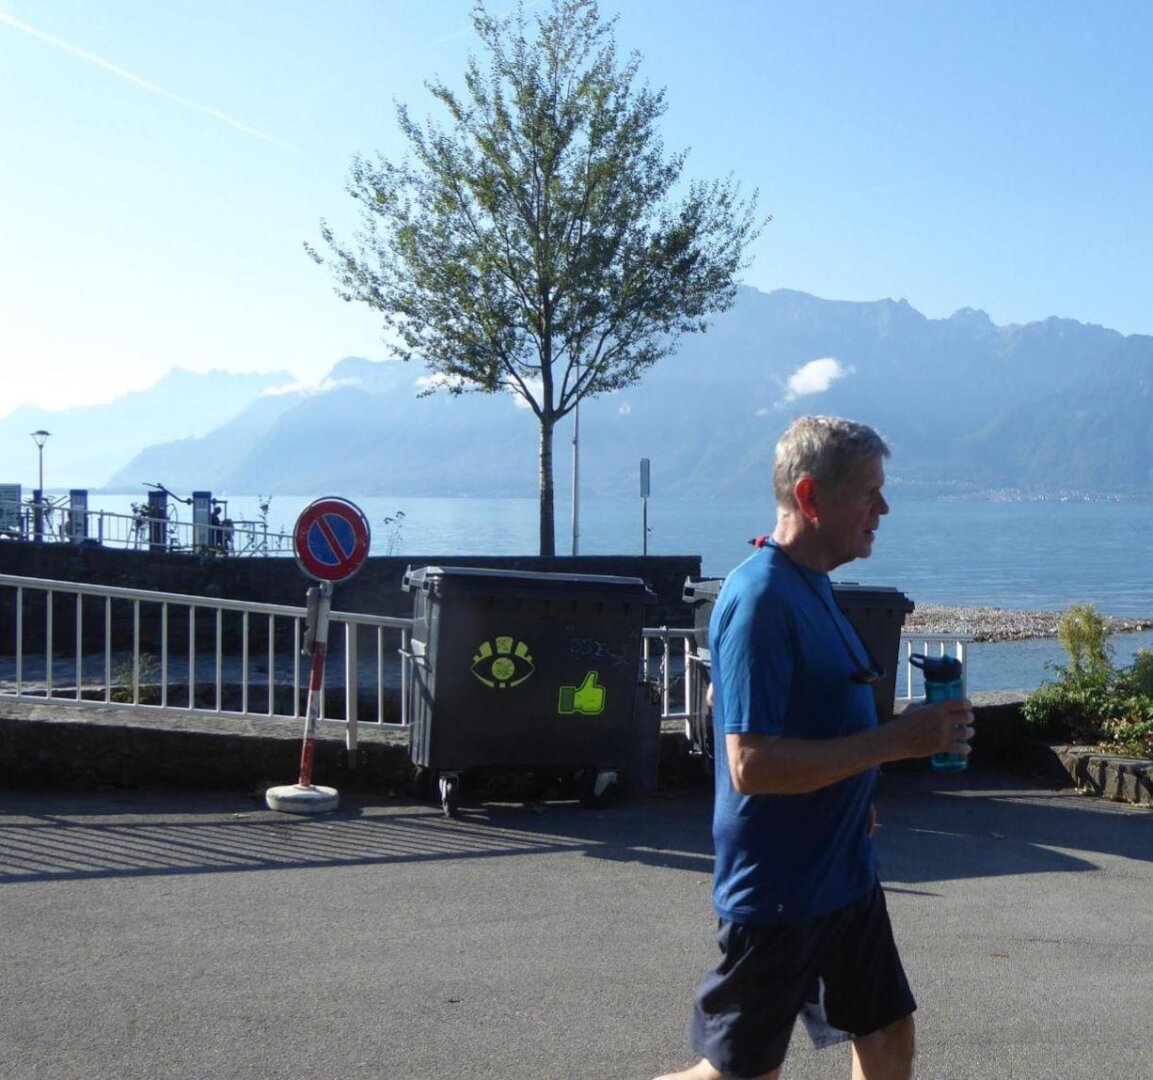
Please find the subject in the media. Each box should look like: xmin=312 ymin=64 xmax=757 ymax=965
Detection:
xmin=142 ymin=482 xmax=192 ymax=551
xmin=23 ymin=492 xmax=70 ymax=541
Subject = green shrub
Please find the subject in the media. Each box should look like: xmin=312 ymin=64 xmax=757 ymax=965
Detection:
xmin=1022 ymin=680 xmax=1111 ymax=744
xmin=1023 ymin=606 xmax=1153 ymax=757
xmin=110 ymin=652 xmax=161 ymax=705
xmin=1124 ymin=649 xmax=1153 ymax=698
xmin=1055 ymin=603 xmax=1113 ymax=686
xmin=1098 ymin=695 xmax=1153 ymax=759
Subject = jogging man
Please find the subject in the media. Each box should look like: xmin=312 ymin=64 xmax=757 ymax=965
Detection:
xmin=657 ymin=415 xmax=974 ymax=1080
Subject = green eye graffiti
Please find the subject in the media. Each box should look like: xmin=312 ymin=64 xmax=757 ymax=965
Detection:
xmin=471 ymin=636 xmax=535 ymax=688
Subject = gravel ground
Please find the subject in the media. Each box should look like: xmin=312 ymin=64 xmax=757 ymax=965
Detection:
xmin=904 ymin=605 xmax=1153 ymax=642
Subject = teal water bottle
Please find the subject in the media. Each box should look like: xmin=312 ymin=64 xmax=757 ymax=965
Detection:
xmin=909 ymin=653 xmax=967 ymax=772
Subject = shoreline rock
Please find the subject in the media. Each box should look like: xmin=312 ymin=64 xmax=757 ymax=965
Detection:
xmin=903 ymin=605 xmax=1153 ymax=643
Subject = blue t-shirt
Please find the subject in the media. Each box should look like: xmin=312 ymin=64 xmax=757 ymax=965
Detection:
xmin=709 ymin=543 xmax=879 ymax=924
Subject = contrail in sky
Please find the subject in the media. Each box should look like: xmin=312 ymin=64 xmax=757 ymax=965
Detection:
xmin=0 ymin=11 xmax=293 ymax=151
xmin=423 ymin=1 xmax=541 ymax=50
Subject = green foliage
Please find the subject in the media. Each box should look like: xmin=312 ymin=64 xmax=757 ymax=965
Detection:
xmin=1125 ymin=648 xmax=1153 ymax=697
xmin=1023 ymin=605 xmax=1153 ymax=757
xmin=1055 ymin=602 xmax=1113 ymax=684
xmin=110 ymin=653 xmax=161 ymax=706
xmin=309 ymin=0 xmax=765 ymax=554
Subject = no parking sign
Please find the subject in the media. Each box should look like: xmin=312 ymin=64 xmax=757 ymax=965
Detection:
xmin=269 ymin=497 xmax=372 ymax=812
xmin=293 ymin=497 xmax=371 ymax=583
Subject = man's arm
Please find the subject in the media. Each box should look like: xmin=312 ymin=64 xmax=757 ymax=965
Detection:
xmin=727 ymin=698 xmax=975 ymax=796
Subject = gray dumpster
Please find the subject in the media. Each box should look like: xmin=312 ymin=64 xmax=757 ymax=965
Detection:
xmin=403 ymin=565 xmax=658 ymax=814
xmin=681 ymin=575 xmax=915 ymax=760
xmin=831 ymin=583 xmax=915 ymax=722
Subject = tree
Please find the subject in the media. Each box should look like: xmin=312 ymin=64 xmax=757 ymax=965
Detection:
xmin=310 ymin=0 xmax=765 ymax=555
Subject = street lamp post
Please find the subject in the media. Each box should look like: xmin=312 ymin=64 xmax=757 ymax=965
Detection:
xmin=30 ymin=429 xmax=51 ymax=542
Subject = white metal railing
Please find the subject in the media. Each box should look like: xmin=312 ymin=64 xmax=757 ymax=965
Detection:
xmin=0 ymin=574 xmax=412 ymax=755
xmin=1 ymin=574 xmax=971 ymax=753
xmin=642 ymin=627 xmax=696 ymax=722
xmin=644 ymin=626 xmax=972 ymax=719
xmin=643 ymin=625 xmax=971 ymax=769
xmin=895 ymin=634 xmax=971 ymax=703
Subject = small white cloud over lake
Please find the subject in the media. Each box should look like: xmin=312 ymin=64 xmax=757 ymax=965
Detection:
xmin=781 ymin=357 xmax=855 ymax=403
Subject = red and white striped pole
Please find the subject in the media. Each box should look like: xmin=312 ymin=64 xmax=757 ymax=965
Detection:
xmin=266 ymin=580 xmax=339 ymax=814
xmin=297 ymin=579 xmax=332 ymax=786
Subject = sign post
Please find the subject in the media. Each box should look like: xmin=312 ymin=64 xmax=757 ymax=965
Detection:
xmin=266 ymin=497 xmax=371 ymax=815
xmin=640 ymin=458 xmax=651 ymax=556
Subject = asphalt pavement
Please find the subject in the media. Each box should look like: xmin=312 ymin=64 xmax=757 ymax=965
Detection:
xmin=1 ymin=767 xmax=1150 ymax=1079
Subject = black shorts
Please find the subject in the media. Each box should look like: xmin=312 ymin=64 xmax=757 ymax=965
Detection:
xmin=689 ymin=883 xmax=916 ymax=1078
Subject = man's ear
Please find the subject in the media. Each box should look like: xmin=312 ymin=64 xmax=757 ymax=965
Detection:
xmin=794 ymin=476 xmax=820 ymax=521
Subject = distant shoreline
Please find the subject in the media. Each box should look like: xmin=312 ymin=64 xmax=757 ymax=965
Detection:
xmin=905 ymin=605 xmax=1153 ymax=643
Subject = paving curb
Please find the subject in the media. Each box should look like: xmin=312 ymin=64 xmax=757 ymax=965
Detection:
xmin=1050 ymin=745 xmax=1153 ymax=807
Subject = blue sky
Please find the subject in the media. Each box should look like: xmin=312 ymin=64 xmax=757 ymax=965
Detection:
xmin=2 ymin=0 xmax=1150 ymax=419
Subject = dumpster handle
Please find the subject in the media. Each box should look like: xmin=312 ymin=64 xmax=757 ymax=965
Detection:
xmin=397 ymin=642 xmax=428 ymax=668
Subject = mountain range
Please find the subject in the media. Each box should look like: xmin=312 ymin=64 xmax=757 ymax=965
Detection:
xmin=5 ymin=286 xmax=1151 ymax=500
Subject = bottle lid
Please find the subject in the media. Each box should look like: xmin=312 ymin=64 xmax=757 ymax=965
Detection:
xmin=908 ymin=652 xmax=963 ymax=681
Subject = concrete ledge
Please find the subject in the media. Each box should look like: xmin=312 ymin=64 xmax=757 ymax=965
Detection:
xmin=0 ymin=702 xmax=414 ymax=796
xmin=1049 ymin=746 xmax=1153 ymax=807
xmin=3 ymin=697 xmax=1151 ymax=808
xmin=0 ymin=700 xmax=700 ymax=800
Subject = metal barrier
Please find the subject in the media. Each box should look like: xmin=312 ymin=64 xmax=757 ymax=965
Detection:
xmin=1 ymin=574 xmax=972 ymax=753
xmin=642 ymin=627 xmax=695 ymax=722
xmin=642 ymin=624 xmax=973 ymax=719
xmin=0 ymin=574 xmax=412 ymax=757
xmin=9 ymin=503 xmax=293 ymax=557
xmin=896 ymin=634 xmax=971 ymax=703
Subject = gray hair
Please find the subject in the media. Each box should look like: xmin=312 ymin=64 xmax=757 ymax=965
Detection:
xmin=773 ymin=415 xmax=890 ymax=508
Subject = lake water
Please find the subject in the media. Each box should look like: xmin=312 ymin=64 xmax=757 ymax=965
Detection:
xmin=85 ymin=491 xmax=1153 ymax=693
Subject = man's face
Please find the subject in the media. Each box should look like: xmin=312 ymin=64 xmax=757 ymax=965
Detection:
xmin=817 ymin=455 xmax=889 ymax=568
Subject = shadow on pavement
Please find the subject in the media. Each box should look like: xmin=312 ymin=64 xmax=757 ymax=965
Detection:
xmin=1 ymin=767 xmax=1148 ymax=888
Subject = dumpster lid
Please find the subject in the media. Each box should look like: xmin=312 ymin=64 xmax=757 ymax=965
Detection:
xmin=403 ymin=564 xmax=657 ymax=601
xmin=831 ymin=582 xmax=915 ymax=613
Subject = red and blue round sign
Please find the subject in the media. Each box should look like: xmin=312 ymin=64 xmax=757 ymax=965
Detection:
xmin=293 ymin=497 xmax=371 ymax=582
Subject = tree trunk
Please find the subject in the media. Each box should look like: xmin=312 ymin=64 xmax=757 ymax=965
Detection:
xmin=538 ymin=415 xmax=555 ymax=557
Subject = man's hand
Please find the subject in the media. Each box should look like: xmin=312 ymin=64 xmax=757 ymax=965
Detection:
xmin=883 ymin=699 xmax=976 ymax=762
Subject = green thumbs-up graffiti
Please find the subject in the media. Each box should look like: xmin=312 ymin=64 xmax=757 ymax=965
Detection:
xmin=557 ymin=671 xmax=607 ymax=716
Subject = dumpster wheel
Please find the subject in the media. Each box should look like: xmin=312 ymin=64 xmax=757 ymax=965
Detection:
xmin=579 ymin=768 xmax=620 ymax=809
xmin=438 ymin=773 xmax=461 ymax=818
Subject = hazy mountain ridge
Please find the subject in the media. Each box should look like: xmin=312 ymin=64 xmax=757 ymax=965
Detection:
xmin=0 ymin=368 xmax=295 ymax=492
xmin=17 ymin=287 xmax=1153 ymax=500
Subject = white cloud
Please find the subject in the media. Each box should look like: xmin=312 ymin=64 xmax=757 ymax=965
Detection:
xmin=414 ymin=372 xmax=467 ymax=393
xmin=263 ymin=375 xmax=358 ymax=398
xmin=414 ymin=372 xmax=544 ymax=408
xmin=510 ymin=377 xmax=543 ymax=407
xmin=781 ymin=357 xmax=855 ymax=403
